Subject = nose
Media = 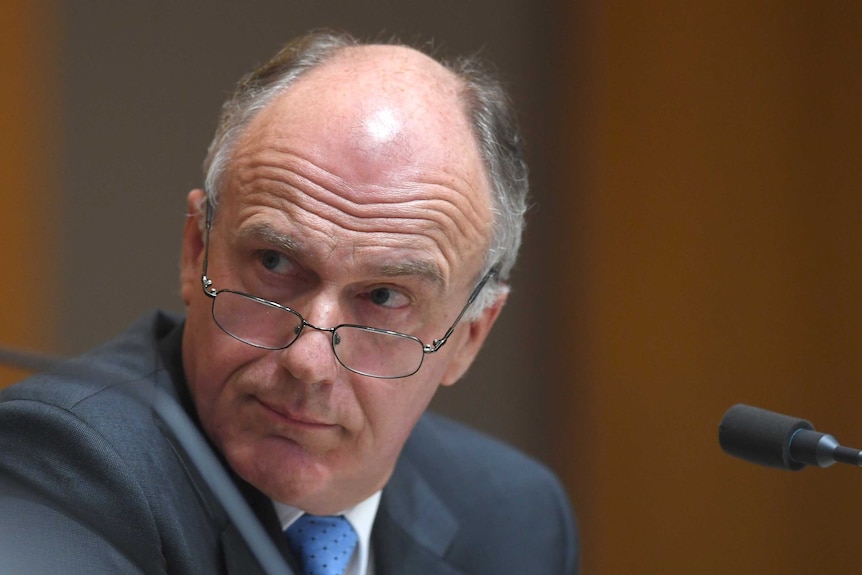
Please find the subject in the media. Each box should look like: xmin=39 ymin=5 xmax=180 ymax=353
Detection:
xmin=276 ymin=300 xmax=341 ymax=385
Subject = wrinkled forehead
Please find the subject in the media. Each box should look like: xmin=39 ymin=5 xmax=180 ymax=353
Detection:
xmin=216 ymin=45 xmax=494 ymax=284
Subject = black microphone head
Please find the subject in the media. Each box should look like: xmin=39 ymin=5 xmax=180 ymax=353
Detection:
xmin=718 ymin=404 xmax=814 ymax=471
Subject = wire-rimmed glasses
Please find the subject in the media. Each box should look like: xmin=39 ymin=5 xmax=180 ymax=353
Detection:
xmin=199 ymin=201 xmax=499 ymax=379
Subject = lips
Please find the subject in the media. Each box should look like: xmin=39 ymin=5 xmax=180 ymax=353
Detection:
xmin=256 ymin=397 xmax=336 ymax=429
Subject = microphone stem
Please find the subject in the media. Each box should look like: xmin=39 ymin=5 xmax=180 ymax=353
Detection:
xmin=833 ymin=446 xmax=862 ymax=467
xmin=0 ymin=346 xmax=65 ymax=373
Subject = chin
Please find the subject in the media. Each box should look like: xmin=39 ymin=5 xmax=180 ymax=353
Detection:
xmin=228 ymin=434 xmax=332 ymax=500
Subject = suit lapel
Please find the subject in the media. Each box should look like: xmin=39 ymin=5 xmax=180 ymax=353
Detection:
xmin=221 ymin=521 xmax=267 ymax=575
xmin=372 ymin=455 xmax=466 ymax=575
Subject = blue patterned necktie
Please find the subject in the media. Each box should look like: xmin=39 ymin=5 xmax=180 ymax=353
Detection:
xmin=285 ymin=514 xmax=358 ymax=575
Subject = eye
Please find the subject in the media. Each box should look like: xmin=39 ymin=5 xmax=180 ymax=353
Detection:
xmin=367 ymin=287 xmax=410 ymax=309
xmin=259 ymin=250 xmax=294 ymax=274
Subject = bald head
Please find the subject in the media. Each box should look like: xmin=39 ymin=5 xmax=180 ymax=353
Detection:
xmin=234 ymin=44 xmax=484 ymax=208
xmin=294 ymin=45 xmax=469 ymax=179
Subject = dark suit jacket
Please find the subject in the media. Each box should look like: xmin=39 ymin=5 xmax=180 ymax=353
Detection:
xmin=0 ymin=311 xmax=578 ymax=574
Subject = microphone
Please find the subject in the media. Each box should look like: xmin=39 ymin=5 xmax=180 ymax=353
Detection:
xmin=0 ymin=345 xmax=65 ymax=373
xmin=718 ymin=404 xmax=862 ymax=471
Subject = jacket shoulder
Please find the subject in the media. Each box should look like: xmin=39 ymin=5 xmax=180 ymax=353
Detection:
xmin=0 ymin=311 xmax=226 ymax=574
xmin=388 ymin=411 xmax=580 ymax=574
xmin=406 ymin=411 xmax=565 ymax=494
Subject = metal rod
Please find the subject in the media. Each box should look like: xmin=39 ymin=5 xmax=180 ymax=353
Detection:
xmin=0 ymin=346 xmax=66 ymax=373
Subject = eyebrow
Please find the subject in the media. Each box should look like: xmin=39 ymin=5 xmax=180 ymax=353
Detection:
xmin=237 ymin=222 xmax=445 ymax=289
xmin=237 ymin=222 xmax=301 ymax=254
xmin=377 ymin=260 xmax=445 ymax=289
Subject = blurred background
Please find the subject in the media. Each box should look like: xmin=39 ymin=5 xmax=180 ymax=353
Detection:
xmin=2 ymin=1 xmax=861 ymax=573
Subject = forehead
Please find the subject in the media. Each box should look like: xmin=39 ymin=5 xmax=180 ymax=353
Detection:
xmin=248 ymin=46 xmax=483 ymax=191
xmin=220 ymin=45 xmax=493 ymax=285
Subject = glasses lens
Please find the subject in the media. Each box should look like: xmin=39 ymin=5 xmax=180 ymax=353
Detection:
xmin=212 ymin=290 xmax=303 ymax=350
xmin=333 ymin=326 xmax=424 ymax=378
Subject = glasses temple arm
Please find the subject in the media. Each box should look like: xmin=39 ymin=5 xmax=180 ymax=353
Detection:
xmin=423 ymin=263 xmax=501 ymax=353
xmin=201 ymin=198 xmax=216 ymax=296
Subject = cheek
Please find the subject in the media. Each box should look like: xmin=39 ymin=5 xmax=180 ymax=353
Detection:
xmin=353 ymin=368 xmax=444 ymax=458
xmin=191 ymin=356 xmax=283 ymax=475
xmin=183 ymin=301 xmax=267 ymax=435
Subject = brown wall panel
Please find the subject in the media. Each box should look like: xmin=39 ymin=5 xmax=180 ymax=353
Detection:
xmin=0 ymin=1 xmax=58 ymax=388
xmin=552 ymin=2 xmax=862 ymax=573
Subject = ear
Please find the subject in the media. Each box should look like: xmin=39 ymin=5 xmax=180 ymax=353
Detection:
xmin=439 ymin=291 xmax=508 ymax=386
xmin=180 ymin=189 xmax=207 ymax=306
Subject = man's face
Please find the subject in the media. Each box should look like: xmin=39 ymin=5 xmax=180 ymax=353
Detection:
xmin=179 ymin=46 xmax=504 ymax=514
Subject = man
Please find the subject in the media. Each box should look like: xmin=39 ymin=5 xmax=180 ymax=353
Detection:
xmin=0 ymin=30 xmax=578 ymax=574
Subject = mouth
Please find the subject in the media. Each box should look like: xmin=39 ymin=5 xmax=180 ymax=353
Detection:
xmin=255 ymin=397 xmax=337 ymax=430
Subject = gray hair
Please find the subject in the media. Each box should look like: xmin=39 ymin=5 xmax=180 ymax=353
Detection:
xmin=202 ymin=30 xmax=529 ymax=315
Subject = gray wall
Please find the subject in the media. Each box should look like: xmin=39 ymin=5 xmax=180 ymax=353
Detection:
xmin=58 ymin=2 xmax=560 ymax=460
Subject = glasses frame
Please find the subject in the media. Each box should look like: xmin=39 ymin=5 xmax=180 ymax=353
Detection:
xmin=198 ymin=199 xmax=500 ymax=379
